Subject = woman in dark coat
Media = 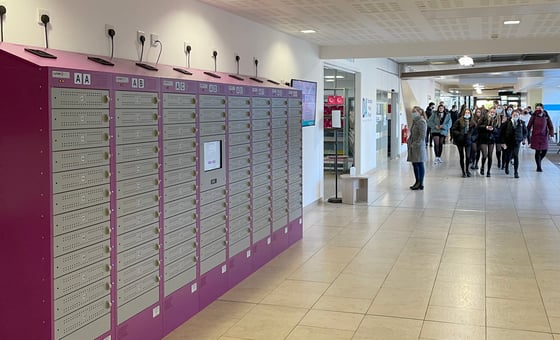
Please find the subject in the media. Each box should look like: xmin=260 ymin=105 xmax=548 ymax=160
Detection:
xmin=477 ymin=108 xmax=500 ymax=177
xmin=407 ymin=106 xmax=427 ymax=190
xmin=527 ymin=103 xmax=554 ymax=172
xmin=499 ymin=111 xmax=527 ymax=178
xmin=451 ymin=108 xmax=477 ymax=177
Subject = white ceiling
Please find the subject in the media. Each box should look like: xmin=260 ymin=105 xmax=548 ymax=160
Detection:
xmin=199 ymin=0 xmax=560 ymax=94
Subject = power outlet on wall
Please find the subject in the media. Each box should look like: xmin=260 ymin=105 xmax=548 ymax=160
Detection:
xmin=105 ymin=24 xmax=115 ymax=38
xmin=184 ymin=41 xmax=191 ymax=53
xmin=137 ymin=30 xmax=146 ymax=44
xmin=37 ymin=8 xmax=50 ymax=25
xmin=150 ymin=33 xmax=159 ymax=46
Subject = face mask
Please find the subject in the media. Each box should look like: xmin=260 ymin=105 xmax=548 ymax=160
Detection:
xmin=412 ymin=111 xmax=419 ymax=117
xmin=464 ymin=115 xmax=471 ymax=119
xmin=507 ymin=109 xmax=513 ymax=114
xmin=496 ymin=108 xmax=503 ymax=114
xmin=513 ymin=117 xmax=519 ymax=122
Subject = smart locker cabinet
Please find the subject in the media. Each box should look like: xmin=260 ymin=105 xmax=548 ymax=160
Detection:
xmin=0 ymin=43 xmax=303 ymax=340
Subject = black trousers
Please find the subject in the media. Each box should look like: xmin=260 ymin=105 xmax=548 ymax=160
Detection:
xmin=456 ymin=143 xmax=472 ymax=174
xmin=503 ymin=142 xmax=521 ymax=173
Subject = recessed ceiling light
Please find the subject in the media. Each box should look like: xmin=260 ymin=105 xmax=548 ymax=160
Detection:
xmin=300 ymin=29 xmax=316 ymax=34
xmin=504 ymin=20 xmax=520 ymax=25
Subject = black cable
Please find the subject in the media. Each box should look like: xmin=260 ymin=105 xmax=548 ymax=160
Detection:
xmin=139 ymin=35 xmax=145 ymax=62
xmin=212 ymin=50 xmax=217 ymax=72
xmin=0 ymin=5 xmax=6 ymax=43
xmin=155 ymin=40 xmax=162 ymax=65
xmin=41 ymin=14 xmax=50 ymax=48
xmin=186 ymin=45 xmax=191 ymax=68
xmin=236 ymin=55 xmax=240 ymax=74
xmin=108 ymin=28 xmax=116 ymax=59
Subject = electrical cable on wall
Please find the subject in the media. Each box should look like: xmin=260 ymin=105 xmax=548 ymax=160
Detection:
xmin=212 ymin=50 xmax=217 ymax=72
xmin=139 ymin=34 xmax=145 ymax=62
xmin=155 ymin=40 xmax=162 ymax=65
xmin=41 ymin=14 xmax=50 ymax=48
xmin=108 ymin=28 xmax=116 ymax=59
xmin=0 ymin=5 xmax=6 ymax=42
xmin=186 ymin=45 xmax=192 ymax=68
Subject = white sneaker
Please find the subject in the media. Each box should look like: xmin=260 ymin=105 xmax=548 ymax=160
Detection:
xmin=437 ymin=157 xmax=443 ymax=163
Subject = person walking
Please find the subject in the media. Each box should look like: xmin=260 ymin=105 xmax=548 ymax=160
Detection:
xmin=425 ymin=102 xmax=435 ymax=147
xmin=427 ymin=104 xmax=452 ymax=164
xmin=407 ymin=106 xmax=428 ymax=190
xmin=470 ymin=108 xmax=482 ymax=170
xmin=451 ymin=108 xmax=477 ymax=177
xmin=499 ymin=111 xmax=528 ymax=178
xmin=527 ymin=103 xmax=554 ymax=172
xmin=477 ymin=108 xmax=500 ymax=177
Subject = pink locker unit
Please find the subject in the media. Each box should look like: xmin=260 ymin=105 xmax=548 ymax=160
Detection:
xmin=0 ymin=42 xmax=303 ymax=340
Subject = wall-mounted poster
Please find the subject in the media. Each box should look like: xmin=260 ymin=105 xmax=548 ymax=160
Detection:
xmin=362 ymin=97 xmax=373 ymax=119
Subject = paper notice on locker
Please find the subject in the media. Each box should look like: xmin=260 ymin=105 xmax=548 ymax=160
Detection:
xmin=332 ymin=110 xmax=342 ymax=128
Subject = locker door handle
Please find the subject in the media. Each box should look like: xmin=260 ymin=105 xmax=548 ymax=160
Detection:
xmin=102 ymin=95 xmax=110 ymax=103
xmin=102 ymin=114 xmax=109 ymax=122
xmin=152 ymin=97 xmax=159 ymax=104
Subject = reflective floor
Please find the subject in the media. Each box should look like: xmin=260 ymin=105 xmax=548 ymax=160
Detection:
xmin=165 ymin=144 xmax=560 ymax=339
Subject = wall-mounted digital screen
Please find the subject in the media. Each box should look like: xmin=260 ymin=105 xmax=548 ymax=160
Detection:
xmin=291 ymin=79 xmax=317 ymax=127
xmin=203 ymin=140 xmax=222 ymax=171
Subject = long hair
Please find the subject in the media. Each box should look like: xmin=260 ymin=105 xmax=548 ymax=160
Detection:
xmin=413 ymin=106 xmax=427 ymax=120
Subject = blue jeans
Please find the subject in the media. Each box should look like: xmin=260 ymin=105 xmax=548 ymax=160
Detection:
xmin=412 ymin=162 xmax=425 ymax=184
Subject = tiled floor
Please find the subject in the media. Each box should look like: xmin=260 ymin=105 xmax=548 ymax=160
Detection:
xmin=165 ymin=144 xmax=560 ymax=339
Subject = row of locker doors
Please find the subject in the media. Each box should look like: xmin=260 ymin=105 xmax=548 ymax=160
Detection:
xmin=50 ymin=87 xmax=302 ymax=340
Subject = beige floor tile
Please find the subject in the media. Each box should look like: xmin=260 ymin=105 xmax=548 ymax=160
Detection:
xmin=309 ymin=246 xmax=361 ymax=264
xmin=425 ymin=305 xmax=485 ymax=326
xmin=324 ymin=273 xmax=384 ymax=299
xmin=446 ymin=234 xmax=486 ymax=249
xmin=554 ymin=334 xmax=560 ymax=340
xmin=353 ymin=315 xmax=423 ymax=340
xmin=486 ymin=263 xmax=536 ymax=278
xmin=260 ymin=279 xmax=330 ymax=308
xmin=486 ymin=275 xmax=542 ymax=300
xmin=437 ymin=262 xmax=485 ymax=285
xmin=219 ymin=285 xmax=271 ymax=303
xmin=383 ymin=266 xmax=437 ymax=290
xmin=442 ymin=247 xmax=485 ymax=265
xmin=285 ymin=325 xmax=354 ymax=340
xmin=368 ymin=287 xmax=431 ymax=319
xmin=549 ymin=316 xmax=560 ymax=333
xmin=164 ymin=301 xmax=255 ymax=340
xmin=313 ymin=295 xmax=371 ymax=314
xmin=486 ymin=327 xmax=554 ymax=340
xmin=288 ymin=260 xmax=346 ymax=283
xmin=299 ymin=309 xmax=364 ymax=331
xmin=419 ymin=321 xmax=485 ymax=340
xmin=224 ymin=304 xmax=307 ymax=340
xmin=429 ymin=280 xmax=485 ymax=310
xmin=487 ymin=297 xmax=551 ymax=332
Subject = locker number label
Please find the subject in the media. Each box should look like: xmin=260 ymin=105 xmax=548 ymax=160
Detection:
xmin=246 ymin=250 xmax=251 ymax=258
xmin=74 ymin=73 xmax=92 ymax=86
xmin=221 ymin=264 xmax=227 ymax=274
xmin=175 ymin=81 xmax=186 ymax=91
xmin=152 ymin=305 xmax=160 ymax=318
xmin=191 ymin=283 xmax=198 ymax=293
xmin=132 ymin=78 xmax=145 ymax=89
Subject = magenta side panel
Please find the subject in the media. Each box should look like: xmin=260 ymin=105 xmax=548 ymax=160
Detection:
xmin=0 ymin=51 xmax=53 ymax=339
xmin=162 ymin=282 xmax=199 ymax=336
xmin=228 ymin=250 xmax=253 ymax=287
xmin=116 ymin=304 xmax=162 ymax=340
xmin=199 ymin=265 xmax=229 ymax=309
xmin=289 ymin=218 xmax=303 ymax=246
xmin=252 ymin=237 xmax=273 ymax=270
xmin=271 ymin=227 xmax=290 ymax=257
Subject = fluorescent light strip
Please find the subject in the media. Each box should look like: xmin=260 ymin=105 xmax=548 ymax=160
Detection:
xmin=300 ymin=29 xmax=316 ymax=34
xmin=504 ymin=20 xmax=520 ymax=25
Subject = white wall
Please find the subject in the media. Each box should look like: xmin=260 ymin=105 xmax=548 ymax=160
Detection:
xmin=326 ymin=59 xmax=400 ymax=174
xmin=0 ymin=0 xmax=325 ymax=207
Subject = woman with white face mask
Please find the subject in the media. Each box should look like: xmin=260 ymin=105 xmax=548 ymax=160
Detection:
xmin=407 ymin=106 xmax=428 ymax=190
xmin=427 ymin=104 xmax=452 ymax=164
xmin=477 ymin=108 xmax=500 ymax=177
xmin=499 ymin=111 xmax=528 ymax=178
xmin=451 ymin=109 xmax=477 ymax=177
